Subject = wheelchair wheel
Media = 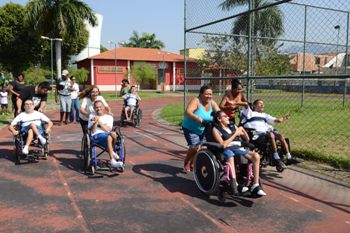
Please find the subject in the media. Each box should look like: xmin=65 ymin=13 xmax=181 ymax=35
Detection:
xmin=82 ymin=134 xmax=91 ymax=171
xmin=132 ymin=108 xmax=142 ymax=127
xmin=120 ymin=110 xmax=126 ymax=126
xmin=114 ymin=127 xmax=126 ymax=165
xmin=193 ymin=149 xmax=220 ymax=195
xmin=14 ymin=138 xmax=21 ymax=165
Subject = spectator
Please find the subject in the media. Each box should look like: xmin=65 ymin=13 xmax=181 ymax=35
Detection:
xmin=0 ymin=85 xmax=10 ymax=115
xmin=57 ymin=69 xmax=72 ymax=125
xmin=9 ymin=73 xmax=25 ymax=117
xmin=69 ymin=76 xmax=80 ymax=124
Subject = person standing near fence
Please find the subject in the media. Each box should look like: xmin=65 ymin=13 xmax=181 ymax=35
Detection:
xmin=219 ymin=79 xmax=248 ymax=125
xmin=9 ymin=73 xmax=25 ymax=117
xmin=57 ymin=70 xmax=72 ymax=125
xmin=69 ymin=76 xmax=80 ymax=124
xmin=182 ymin=85 xmax=220 ymax=172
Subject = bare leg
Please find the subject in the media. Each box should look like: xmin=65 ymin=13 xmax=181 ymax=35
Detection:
xmin=107 ymin=135 xmax=114 ymax=160
xmin=30 ymin=123 xmax=41 ymax=137
xmin=245 ymin=151 xmax=260 ymax=184
xmin=25 ymin=129 xmax=34 ymax=148
xmin=267 ymin=132 xmax=277 ymax=153
xmin=124 ymin=107 xmax=130 ymax=120
xmin=277 ymin=134 xmax=290 ymax=154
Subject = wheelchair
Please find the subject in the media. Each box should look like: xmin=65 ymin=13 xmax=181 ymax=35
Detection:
xmin=193 ymin=124 xmax=262 ymax=202
xmin=244 ymin=128 xmax=290 ymax=172
xmin=120 ymin=100 xmax=142 ymax=127
xmin=13 ymin=122 xmax=49 ymax=165
xmin=81 ymin=126 xmax=126 ymax=175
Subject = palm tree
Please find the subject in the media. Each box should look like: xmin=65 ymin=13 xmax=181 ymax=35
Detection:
xmin=219 ymin=0 xmax=284 ymax=47
xmin=25 ymin=0 xmax=97 ymax=39
xmin=25 ymin=0 xmax=97 ymax=73
xmin=121 ymin=31 xmax=165 ymax=49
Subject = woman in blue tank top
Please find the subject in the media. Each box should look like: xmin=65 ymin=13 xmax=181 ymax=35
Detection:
xmin=182 ymin=85 xmax=220 ymax=172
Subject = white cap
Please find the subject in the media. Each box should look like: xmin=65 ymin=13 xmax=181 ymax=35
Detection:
xmin=62 ymin=70 xmax=69 ymax=76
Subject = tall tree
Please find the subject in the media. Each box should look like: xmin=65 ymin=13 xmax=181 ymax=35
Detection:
xmin=0 ymin=3 xmax=41 ymax=73
xmin=25 ymin=0 xmax=97 ymax=64
xmin=121 ymin=31 xmax=165 ymax=49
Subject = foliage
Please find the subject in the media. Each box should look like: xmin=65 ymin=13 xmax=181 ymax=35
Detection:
xmin=23 ymin=67 xmax=50 ymax=85
xmin=131 ymin=62 xmax=157 ymax=86
xmin=25 ymin=0 xmax=97 ymax=66
xmin=0 ymin=3 xmax=42 ymax=73
xmin=100 ymin=44 xmax=108 ymax=53
xmin=68 ymin=67 xmax=89 ymax=84
xmin=255 ymin=48 xmax=291 ymax=76
xmin=0 ymin=70 xmax=13 ymax=87
xmin=120 ymin=31 xmax=165 ymax=49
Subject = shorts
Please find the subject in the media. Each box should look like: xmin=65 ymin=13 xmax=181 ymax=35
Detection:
xmin=60 ymin=95 xmax=72 ymax=112
xmin=223 ymin=147 xmax=249 ymax=160
xmin=1 ymin=104 xmax=8 ymax=110
xmin=92 ymin=132 xmax=111 ymax=148
xmin=20 ymin=124 xmax=44 ymax=135
xmin=182 ymin=126 xmax=204 ymax=146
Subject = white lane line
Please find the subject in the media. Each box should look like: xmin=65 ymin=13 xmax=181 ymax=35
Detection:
xmin=135 ymin=132 xmax=157 ymax=142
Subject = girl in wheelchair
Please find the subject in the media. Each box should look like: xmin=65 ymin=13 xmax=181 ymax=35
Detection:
xmin=210 ymin=110 xmax=266 ymax=196
xmin=122 ymin=86 xmax=141 ymax=122
xmin=8 ymin=99 xmax=53 ymax=160
xmin=88 ymin=100 xmax=124 ymax=170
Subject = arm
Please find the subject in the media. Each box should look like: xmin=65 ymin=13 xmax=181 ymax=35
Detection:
xmin=45 ymin=120 xmax=54 ymax=134
xmin=80 ymin=98 xmax=89 ymax=118
xmin=211 ymin=99 xmax=220 ymax=112
xmin=219 ymin=95 xmax=229 ymax=111
xmin=185 ymin=98 xmax=202 ymax=123
xmin=9 ymin=83 xmax=20 ymax=97
xmin=8 ymin=124 xmax=19 ymax=136
xmin=274 ymin=112 xmax=290 ymax=123
xmin=212 ymin=127 xmax=243 ymax=148
xmin=38 ymin=101 xmax=46 ymax=112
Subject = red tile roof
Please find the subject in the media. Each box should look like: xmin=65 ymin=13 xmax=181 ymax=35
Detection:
xmin=89 ymin=47 xmax=194 ymax=62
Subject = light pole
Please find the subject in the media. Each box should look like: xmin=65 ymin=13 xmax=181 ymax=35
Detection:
xmin=108 ymin=41 xmax=117 ymax=96
xmin=41 ymin=36 xmax=62 ymax=84
xmin=334 ymin=25 xmax=340 ymax=75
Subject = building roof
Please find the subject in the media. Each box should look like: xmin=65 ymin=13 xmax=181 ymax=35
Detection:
xmin=88 ymin=47 xmax=194 ymax=62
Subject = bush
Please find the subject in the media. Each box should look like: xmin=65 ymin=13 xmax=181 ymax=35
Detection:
xmin=24 ymin=67 xmax=49 ymax=85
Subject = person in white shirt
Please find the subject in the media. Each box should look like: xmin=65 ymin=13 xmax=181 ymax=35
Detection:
xmin=8 ymin=99 xmax=53 ymax=155
xmin=79 ymin=85 xmax=112 ymax=134
xmin=88 ymin=100 xmax=123 ymax=169
xmin=241 ymin=99 xmax=303 ymax=168
xmin=57 ymin=69 xmax=72 ymax=125
xmin=69 ymin=76 xmax=80 ymax=123
xmin=122 ymin=86 xmax=141 ymax=121
xmin=0 ymin=85 xmax=9 ymax=114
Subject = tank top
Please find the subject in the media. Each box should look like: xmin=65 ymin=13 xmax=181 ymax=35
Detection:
xmin=182 ymin=97 xmax=213 ymax=135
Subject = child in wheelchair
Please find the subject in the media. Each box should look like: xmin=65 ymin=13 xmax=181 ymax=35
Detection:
xmin=122 ymin=86 xmax=141 ymax=122
xmin=210 ymin=110 xmax=266 ymax=196
xmin=8 ymin=99 xmax=53 ymax=155
xmin=240 ymin=99 xmax=303 ymax=171
xmin=88 ymin=100 xmax=123 ymax=169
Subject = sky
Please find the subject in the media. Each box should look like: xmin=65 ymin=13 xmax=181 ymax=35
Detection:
xmin=0 ymin=0 xmax=185 ymax=53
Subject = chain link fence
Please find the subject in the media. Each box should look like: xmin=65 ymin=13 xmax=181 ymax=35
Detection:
xmin=184 ymin=0 xmax=350 ymax=165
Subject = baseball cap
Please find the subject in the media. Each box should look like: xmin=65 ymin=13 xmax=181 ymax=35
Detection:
xmin=62 ymin=70 xmax=69 ymax=76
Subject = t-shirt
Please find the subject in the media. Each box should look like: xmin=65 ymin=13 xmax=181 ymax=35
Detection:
xmin=11 ymin=110 xmax=50 ymax=127
xmin=70 ymin=83 xmax=79 ymax=99
xmin=19 ymin=86 xmax=48 ymax=111
xmin=10 ymin=81 xmax=25 ymax=101
xmin=0 ymin=91 xmax=8 ymax=104
xmin=124 ymin=93 xmax=138 ymax=106
xmin=88 ymin=113 xmax=113 ymax=136
xmin=58 ymin=78 xmax=71 ymax=96
xmin=240 ymin=107 xmax=275 ymax=133
xmin=80 ymin=95 xmax=109 ymax=121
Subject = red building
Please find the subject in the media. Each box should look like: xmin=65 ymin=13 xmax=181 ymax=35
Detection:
xmin=76 ymin=47 xmax=200 ymax=91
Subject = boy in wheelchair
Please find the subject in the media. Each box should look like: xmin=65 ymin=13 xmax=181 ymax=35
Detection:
xmin=210 ymin=110 xmax=266 ymax=196
xmin=88 ymin=100 xmax=123 ymax=169
xmin=122 ymin=86 xmax=141 ymax=122
xmin=8 ymin=99 xmax=53 ymax=155
xmin=240 ymin=99 xmax=303 ymax=171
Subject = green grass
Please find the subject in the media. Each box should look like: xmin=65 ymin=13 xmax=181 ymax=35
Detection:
xmin=160 ymin=90 xmax=350 ymax=170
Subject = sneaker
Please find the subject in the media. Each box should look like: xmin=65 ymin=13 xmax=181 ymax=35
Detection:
xmin=275 ymin=159 xmax=286 ymax=170
xmin=250 ymin=183 xmax=267 ymax=196
xmin=286 ymin=157 xmax=304 ymax=165
xmin=38 ymin=136 xmax=46 ymax=145
xmin=22 ymin=146 xmax=29 ymax=155
xmin=113 ymin=151 xmax=120 ymax=160
xmin=184 ymin=159 xmax=191 ymax=173
xmin=110 ymin=159 xmax=123 ymax=169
